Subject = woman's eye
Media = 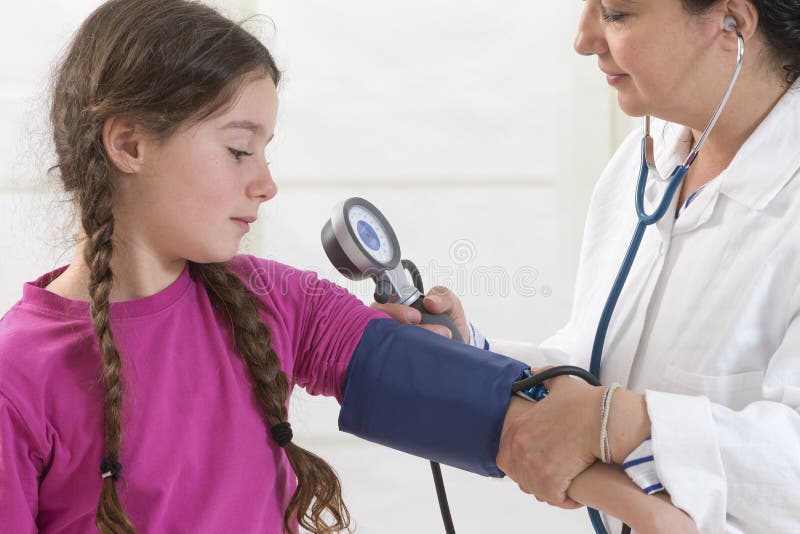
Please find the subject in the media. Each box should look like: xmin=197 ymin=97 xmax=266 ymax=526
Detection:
xmin=228 ymin=148 xmax=253 ymax=161
xmin=600 ymin=5 xmax=628 ymax=22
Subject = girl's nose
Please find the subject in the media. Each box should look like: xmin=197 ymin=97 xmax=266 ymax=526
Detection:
xmin=248 ymin=161 xmax=278 ymax=202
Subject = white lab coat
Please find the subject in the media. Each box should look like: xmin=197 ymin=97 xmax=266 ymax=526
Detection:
xmin=491 ymin=82 xmax=800 ymax=533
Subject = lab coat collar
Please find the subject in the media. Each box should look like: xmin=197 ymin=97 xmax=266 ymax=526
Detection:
xmin=718 ymin=81 xmax=800 ymax=210
xmin=650 ymin=80 xmax=800 ymax=213
xmin=652 ymin=120 xmax=692 ymax=178
xmin=645 ymin=120 xmax=689 ymax=241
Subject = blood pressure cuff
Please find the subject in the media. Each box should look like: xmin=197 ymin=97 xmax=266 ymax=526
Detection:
xmin=338 ymin=318 xmax=528 ymax=478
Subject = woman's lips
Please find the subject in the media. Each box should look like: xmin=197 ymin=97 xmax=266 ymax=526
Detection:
xmin=601 ymin=70 xmax=630 ymax=86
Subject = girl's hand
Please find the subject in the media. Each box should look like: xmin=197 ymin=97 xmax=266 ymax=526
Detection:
xmin=371 ymin=286 xmax=470 ymax=342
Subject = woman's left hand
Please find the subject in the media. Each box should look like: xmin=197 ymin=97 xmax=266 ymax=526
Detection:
xmin=497 ymin=373 xmax=603 ymax=508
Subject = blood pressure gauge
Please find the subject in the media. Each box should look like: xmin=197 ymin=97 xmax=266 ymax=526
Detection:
xmin=345 ymin=203 xmax=396 ymax=266
xmin=321 ymin=197 xmax=463 ymax=343
xmin=322 ymin=197 xmax=417 ymax=306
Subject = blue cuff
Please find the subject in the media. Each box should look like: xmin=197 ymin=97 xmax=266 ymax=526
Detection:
xmin=339 ymin=318 xmax=528 ymax=477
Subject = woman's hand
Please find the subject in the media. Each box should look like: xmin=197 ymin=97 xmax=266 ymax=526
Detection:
xmin=370 ymin=286 xmax=470 ymax=342
xmin=497 ymin=374 xmax=603 ymax=508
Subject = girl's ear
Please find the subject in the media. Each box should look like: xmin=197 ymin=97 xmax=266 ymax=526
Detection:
xmin=102 ymin=115 xmax=148 ymax=174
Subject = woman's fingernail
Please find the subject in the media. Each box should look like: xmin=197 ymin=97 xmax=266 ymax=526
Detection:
xmin=406 ymin=310 xmax=421 ymax=323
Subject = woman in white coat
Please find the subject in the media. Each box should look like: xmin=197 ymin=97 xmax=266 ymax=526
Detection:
xmin=376 ymin=0 xmax=800 ymax=532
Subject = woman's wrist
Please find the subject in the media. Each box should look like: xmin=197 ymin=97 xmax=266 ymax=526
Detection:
xmin=582 ymin=384 xmax=606 ymax=461
xmin=607 ymin=388 xmax=652 ymax=464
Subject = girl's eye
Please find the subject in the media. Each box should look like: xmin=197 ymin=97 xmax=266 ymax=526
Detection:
xmin=228 ymin=148 xmax=253 ymax=161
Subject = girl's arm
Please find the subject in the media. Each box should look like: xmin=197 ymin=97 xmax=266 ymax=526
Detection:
xmin=568 ymin=462 xmax=698 ymax=534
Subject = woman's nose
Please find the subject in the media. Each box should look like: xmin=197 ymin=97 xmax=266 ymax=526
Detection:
xmin=574 ymin=1 xmax=608 ymax=57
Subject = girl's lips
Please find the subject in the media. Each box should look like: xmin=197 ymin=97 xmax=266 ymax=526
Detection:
xmin=231 ymin=218 xmax=250 ymax=232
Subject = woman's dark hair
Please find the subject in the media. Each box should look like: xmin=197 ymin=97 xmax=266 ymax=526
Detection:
xmin=49 ymin=1 xmax=349 ymax=532
xmin=683 ymin=0 xmax=800 ymax=84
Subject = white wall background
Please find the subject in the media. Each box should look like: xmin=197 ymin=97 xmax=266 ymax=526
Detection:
xmin=0 ymin=1 xmax=637 ymax=532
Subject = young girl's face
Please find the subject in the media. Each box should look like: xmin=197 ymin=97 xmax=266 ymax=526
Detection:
xmin=115 ymin=74 xmax=278 ymax=264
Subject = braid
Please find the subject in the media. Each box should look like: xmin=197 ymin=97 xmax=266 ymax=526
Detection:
xmin=78 ymin=143 xmax=137 ymax=534
xmin=190 ymin=262 xmax=350 ymax=534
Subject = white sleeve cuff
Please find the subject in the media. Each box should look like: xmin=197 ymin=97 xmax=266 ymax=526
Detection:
xmin=467 ymin=322 xmax=489 ymax=350
xmin=621 ymin=437 xmax=664 ymax=495
xmin=645 ymin=390 xmax=727 ymax=534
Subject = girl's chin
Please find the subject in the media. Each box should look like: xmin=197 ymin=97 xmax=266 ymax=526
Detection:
xmin=185 ymin=247 xmax=240 ymax=266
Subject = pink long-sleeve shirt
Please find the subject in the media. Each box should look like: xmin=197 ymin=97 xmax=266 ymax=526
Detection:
xmin=0 ymin=254 xmax=384 ymax=533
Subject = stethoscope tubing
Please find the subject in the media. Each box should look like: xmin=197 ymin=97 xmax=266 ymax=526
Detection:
xmin=591 ymin=158 xmax=690 ymax=379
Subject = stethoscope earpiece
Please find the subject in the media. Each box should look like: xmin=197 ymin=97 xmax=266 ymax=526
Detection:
xmin=724 ymin=15 xmax=737 ymax=32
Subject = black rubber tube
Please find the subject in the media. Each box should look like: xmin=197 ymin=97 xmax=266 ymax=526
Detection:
xmin=404 ymin=259 xmax=457 ymax=534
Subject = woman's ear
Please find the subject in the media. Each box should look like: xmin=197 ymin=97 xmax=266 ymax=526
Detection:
xmin=102 ymin=115 xmax=147 ymax=174
xmin=721 ymin=0 xmax=759 ymax=49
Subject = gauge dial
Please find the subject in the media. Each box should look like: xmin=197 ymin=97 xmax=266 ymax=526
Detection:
xmin=347 ymin=205 xmax=395 ymax=264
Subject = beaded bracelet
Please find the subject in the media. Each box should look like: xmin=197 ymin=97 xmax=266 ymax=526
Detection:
xmin=599 ymin=383 xmax=621 ymax=464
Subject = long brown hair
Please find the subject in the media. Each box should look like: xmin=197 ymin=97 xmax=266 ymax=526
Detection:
xmin=49 ymin=1 xmax=349 ymax=532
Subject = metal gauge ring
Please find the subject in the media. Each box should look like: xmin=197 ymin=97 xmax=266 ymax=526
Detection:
xmin=322 ymin=197 xmax=402 ymax=280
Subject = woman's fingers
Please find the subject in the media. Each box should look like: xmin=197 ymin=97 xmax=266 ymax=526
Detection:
xmin=371 ymin=286 xmax=470 ymax=342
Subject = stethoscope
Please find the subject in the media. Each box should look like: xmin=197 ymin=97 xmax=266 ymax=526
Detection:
xmin=320 ymin=19 xmax=744 ymax=534
xmin=586 ymin=18 xmax=745 ymax=534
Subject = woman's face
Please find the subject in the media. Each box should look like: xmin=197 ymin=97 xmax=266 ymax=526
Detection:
xmin=114 ymin=74 xmax=279 ymax=265
xmin=574 ymin=0 xmax=734 ymax=125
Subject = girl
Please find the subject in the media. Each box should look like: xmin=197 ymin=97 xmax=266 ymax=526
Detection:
xmin=0 ymin=1 xmax=697 ymax=533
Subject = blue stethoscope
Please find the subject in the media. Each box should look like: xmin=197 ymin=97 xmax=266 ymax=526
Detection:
xmin=586 ymin=21 xmax=745 ymax=534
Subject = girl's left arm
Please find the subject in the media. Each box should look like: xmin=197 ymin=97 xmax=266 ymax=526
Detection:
xmin=238 ymin=256 xmax=386 ymax=401
xmin=269 ymin=261 xmax=536 ymax=477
